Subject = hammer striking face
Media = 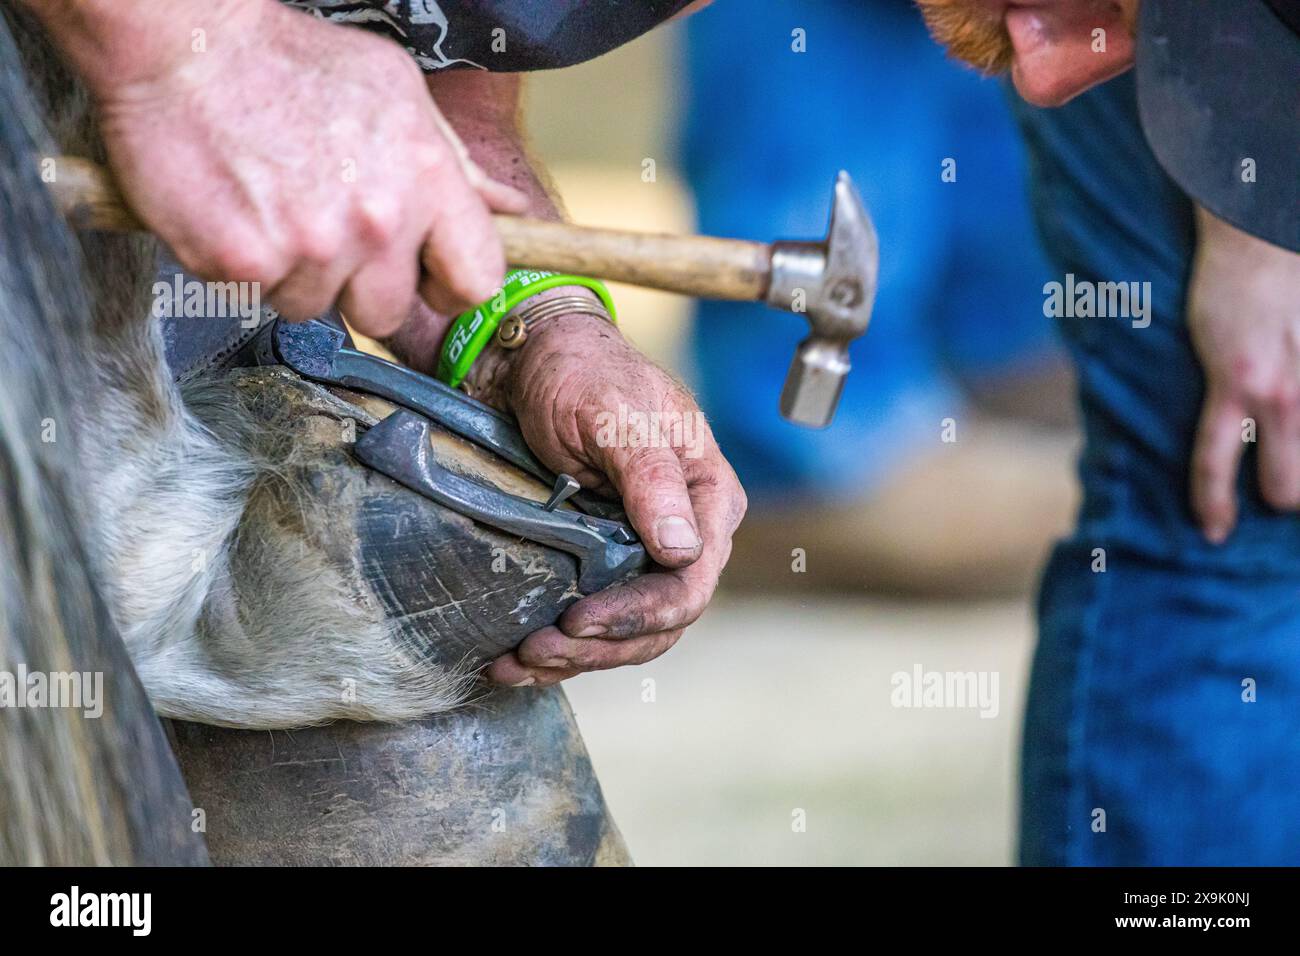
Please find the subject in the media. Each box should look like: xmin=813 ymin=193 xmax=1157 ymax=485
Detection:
xmin=766 ymin=172 xmax=880 ymax=429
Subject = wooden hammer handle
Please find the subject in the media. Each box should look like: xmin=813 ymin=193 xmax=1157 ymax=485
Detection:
xmin=47 ymin=156 xmax=773 ymax=302
xmin=48 ymin=156 xmax=143 ymax=231
xmin=496 ymin=218 xmax=770 ymax=301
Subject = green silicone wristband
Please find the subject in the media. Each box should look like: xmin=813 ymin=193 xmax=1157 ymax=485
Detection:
xmin=437 ymin=269 xmax=617 ymax=388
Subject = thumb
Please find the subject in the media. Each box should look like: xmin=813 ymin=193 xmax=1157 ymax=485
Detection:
xmin=1191 ymin=389 xmax=1247 ymax=544
xmin=603 ymin=445 xmax=702 ymax=568
xmin=468 ymin=166 xmax=530 ymax=215
xmin=428 ymin=104 xmax=529 ymax=215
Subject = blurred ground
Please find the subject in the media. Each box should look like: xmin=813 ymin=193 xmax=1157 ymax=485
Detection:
xmin=566 ymin=594 xmax=1035 ymax=866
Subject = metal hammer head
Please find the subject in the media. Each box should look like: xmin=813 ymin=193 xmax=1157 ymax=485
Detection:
xmin=765 ymin=172 xmax=879 ymax=428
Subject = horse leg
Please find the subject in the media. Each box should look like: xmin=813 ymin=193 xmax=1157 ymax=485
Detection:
xmin=169 ymin=686 xmax=630 ymax=866
xmin=0 ymin=5 xmax=207 ymax=865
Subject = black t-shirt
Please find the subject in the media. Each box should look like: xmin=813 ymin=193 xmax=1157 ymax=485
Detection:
xmin=284 ymin=0 xmax=693 ymax=72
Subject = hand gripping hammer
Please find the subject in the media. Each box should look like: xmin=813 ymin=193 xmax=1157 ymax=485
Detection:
xmin=48 ymin=157 xmax=879 ymax=427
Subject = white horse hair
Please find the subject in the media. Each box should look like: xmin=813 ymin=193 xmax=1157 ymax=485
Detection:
xmin=83 ymin=317 xmax=477 ymax=728
xmin=10 ymin=7 xmax=477 ymax=730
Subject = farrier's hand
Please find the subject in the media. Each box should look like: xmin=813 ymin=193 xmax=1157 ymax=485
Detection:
xmin=81 ymin=0 xmax=525 ymax=337
xmin=1188 ymin=205 xmax=1300 ymax=543
xmin=480 ymin=312 xmax=747 ymax=687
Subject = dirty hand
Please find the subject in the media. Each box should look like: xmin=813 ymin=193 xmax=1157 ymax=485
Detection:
xmin=1188 ymin=205 xmax=1300 ymax=543
xmin=480 ymin=313 xmax=747 ymax=687
xmin=63 ymin=0 xmax=525 ymax=338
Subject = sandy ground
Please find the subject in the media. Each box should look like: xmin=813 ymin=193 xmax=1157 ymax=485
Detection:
xmin=565 ymin=593 xmax=1036 ymax=866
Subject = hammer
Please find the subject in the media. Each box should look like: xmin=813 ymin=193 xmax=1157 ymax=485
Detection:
xmin=47 ymin=156 xmax=878 ymax=428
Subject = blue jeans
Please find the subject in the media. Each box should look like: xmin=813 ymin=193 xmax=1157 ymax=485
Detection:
xmin=1013 ymin=74 xmax=1300 ymax=865
xmin=682 ymin=0 xmax=1059 ymax=502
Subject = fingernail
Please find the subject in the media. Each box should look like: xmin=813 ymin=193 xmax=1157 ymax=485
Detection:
xmin=512 ymin=677 xmax=537 ymax=687
xmin=575 ymin=624 xmax=606 ymax=638
xmin=656 ymin=515 xmax=700 ymax=551
xmin=1205 ymin=525 xmax=1228 ymax=545
xmin=540 ymin=658 xmax=570 ymax=668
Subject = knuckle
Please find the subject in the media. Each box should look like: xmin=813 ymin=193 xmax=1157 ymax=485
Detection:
xmin=278 ymin=290 xmax=337 ymax=322
xmin=525 ymin=631 xmax=568 ymax=662
xmin=684 ymin=462 xmax=723 ymax=492
xmin=355 ymin=198 xmax=403 ymax=248
xmin=353 ymin=272 xmax=414 ymax=314
xmin=568 ymin=378 xmax=619 ymax=425
xmin=732 ymin=482 xmax=750 ymax=526
xmin=1266 ymin=385 xmax=1300 ymax=417
xmin=599 ymin=581 xmax=661 ymax=637
xmin=1229 ymin=358 xmax=1263 ymax=396
xmin=629 ymin=631 xmax=684 ymax=667
xmin=207 ymin=237 xmax=280 ymax=284
xmin=289 ymin=222 xmax=344 ymax=267
xmin=680 ymin=584 xmax=712 ymax=624
xmin=420 ymin=152 xmax=454 ymax=185
xmin=621 ymin=446 xmax=683 ymax=488
xmin=692 ymin=459 xmax=748 ymax=530
xmin=410 ymin=132 xmax=462 ymax=184
xmin=347 ymin=306 xmax=405 ymax=339
xmin=627 ymin=645 xmax=664 ymax=667
xmin=371 ymin=40 xmax=426 ymax=89
xmin=653 ymin=630 xmax=685 ymax=659
xmin=1239 ymin=371 xmax=1291 ymax=408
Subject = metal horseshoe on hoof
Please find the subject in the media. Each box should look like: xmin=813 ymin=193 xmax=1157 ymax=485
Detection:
xmin=354 ymin=410 xmax=647 ymax=595
xmin=189 ymin=362 xmax=644 ymax=670
xmin=243 ymin=314 xmax=649 ymax=597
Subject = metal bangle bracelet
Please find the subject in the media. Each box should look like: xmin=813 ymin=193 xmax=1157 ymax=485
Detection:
xmin=495 ymin=295 xmax=613 ymax=350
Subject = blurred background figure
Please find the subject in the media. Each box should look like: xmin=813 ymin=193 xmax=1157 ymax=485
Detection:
xmin=683 ymin=0 xmax=1078 ymax=596
xmin=523 ymin=1 xmax=1080 ymax=864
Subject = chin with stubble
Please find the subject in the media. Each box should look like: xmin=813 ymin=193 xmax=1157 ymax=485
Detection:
xmin=916 ymin=0 xmax=1139 ymax=75
xmin=916 ymin=0 xmax=1017 ymax=73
